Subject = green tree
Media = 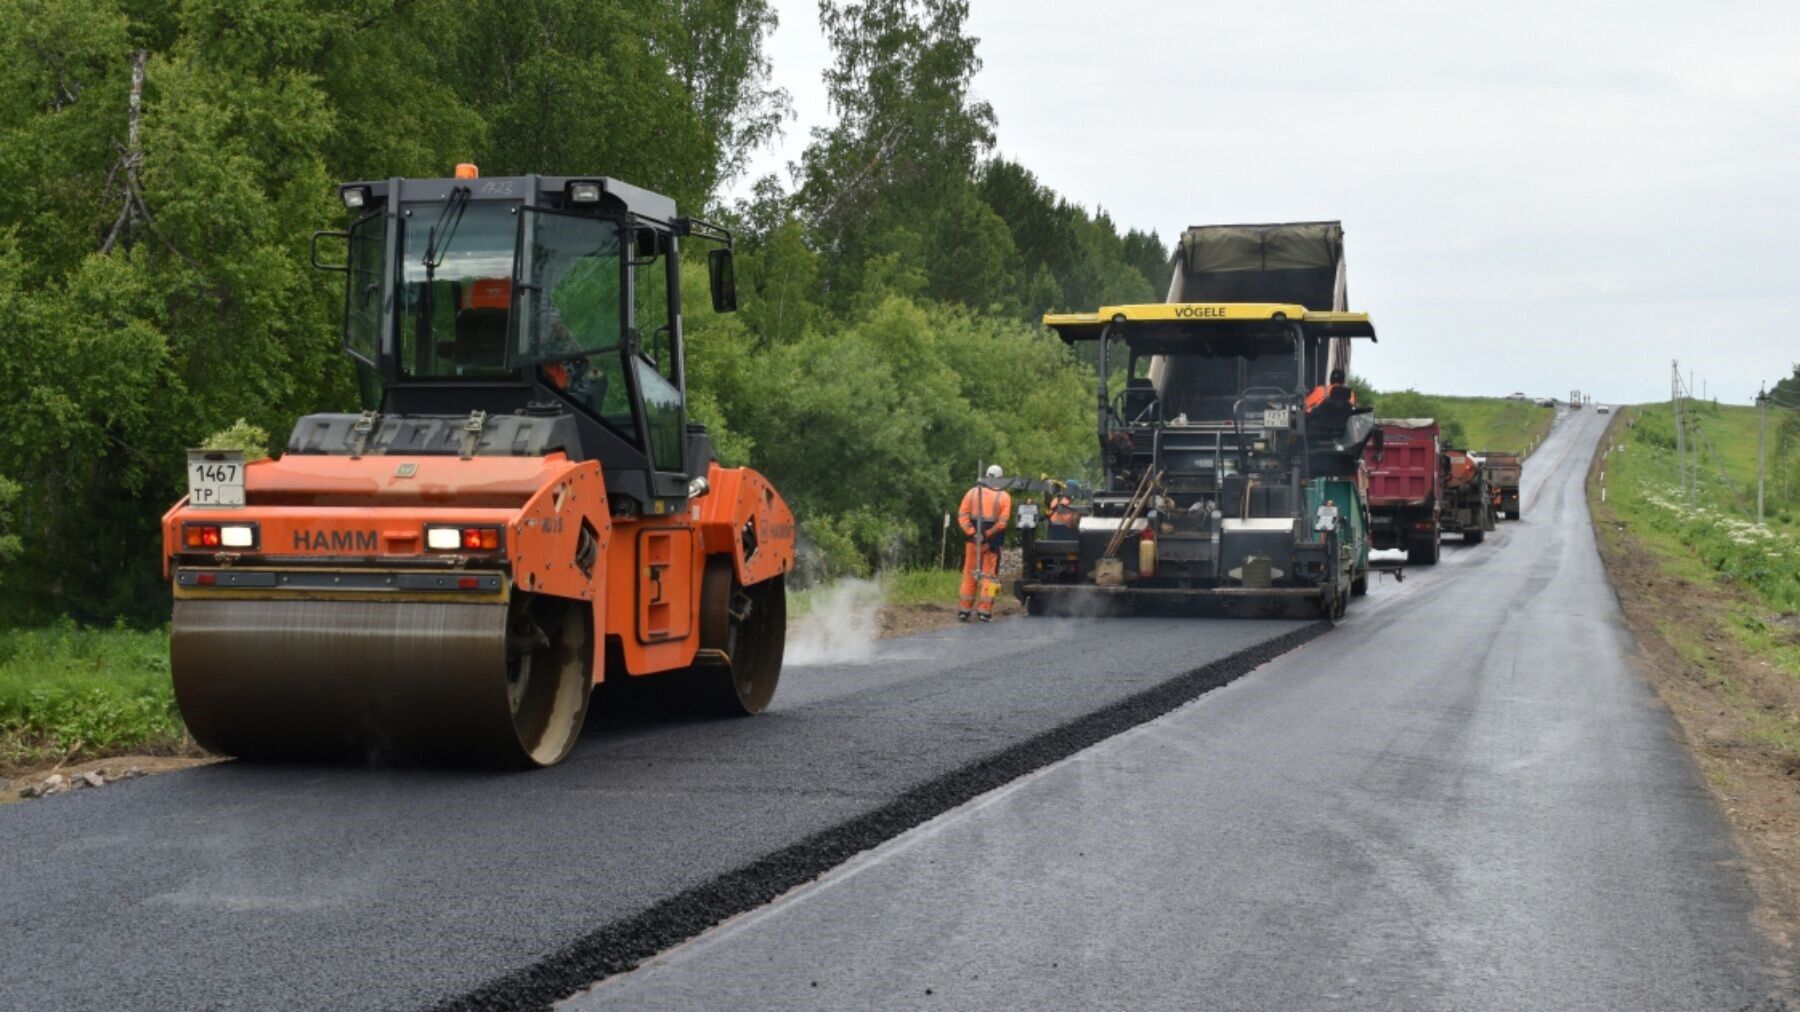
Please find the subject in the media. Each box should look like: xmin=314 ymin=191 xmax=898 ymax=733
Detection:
xmin=974 ymin=158 xmax=1168 ymax=315
xmin=0 ymin=0 xmax=786 ymax=621
xmin=0 ymin=475 xmax=21 ymax=580
xmin=799 ymin=0 xmax=993 ymax=303
xmin=656 ymin=0 xmax=790 ymax=187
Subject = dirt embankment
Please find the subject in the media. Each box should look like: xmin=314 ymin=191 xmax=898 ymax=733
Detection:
xmin=877 ymin=596 xmax=1021 ymax=638
xmin=1588 ymin=415 xmax=1800 ymax=955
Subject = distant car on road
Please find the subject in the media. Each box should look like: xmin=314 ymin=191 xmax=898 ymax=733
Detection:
xmin=1597 ymin=404 xmax=1611 ymax=414
xmin=1507 ymin=391 xmax=1526 ymax=400
xmin=1535 ymin=397 xmax=1556 ymax=407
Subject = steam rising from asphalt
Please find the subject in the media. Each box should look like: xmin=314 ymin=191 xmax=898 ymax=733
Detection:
xmin=786 ymin=578 xmax=885 ymax=666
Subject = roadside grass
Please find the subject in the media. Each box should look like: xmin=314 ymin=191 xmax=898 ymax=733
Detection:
xmin=788 ymin=567 xmax=961 ymax=618
xmin=1435 ymin=396 xmax=1558 ymax=455
xmin=1369 ymin=392 xmax=1555 ymax=456
xmin=883 ymin=567 xmax=962 ymax=605
xmin=1596 ymin=404 xmax=1800 ymax=754
xmin=1619 ymin=400 xmax=1797 ymax=537
xmin=0 ymin=622 xmax=190 ymax=772
xmin=1605 ymin=406 xmax=1800 ymax=609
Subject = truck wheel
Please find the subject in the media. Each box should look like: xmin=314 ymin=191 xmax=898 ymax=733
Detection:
xmin=1407 ymin=536 xmax=1440 ymax=565
xmin=1465 ymin=526 xmax=1485 ymax=545
xmin=1351 ymin=574 xmax=1368 ymax=597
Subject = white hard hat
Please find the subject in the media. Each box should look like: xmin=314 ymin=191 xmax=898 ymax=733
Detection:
xmin=985 ymin=464 xmax=1003 ymax=479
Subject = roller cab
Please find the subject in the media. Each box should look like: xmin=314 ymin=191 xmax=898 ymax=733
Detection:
xmin=164 ymin=170 xmax=793 ymax=767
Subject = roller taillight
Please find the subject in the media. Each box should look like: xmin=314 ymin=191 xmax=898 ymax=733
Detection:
xmin=183 ymin=522 xmax=258 ymax=549
xmin=425 ymin=525 xmax=503 ymax=552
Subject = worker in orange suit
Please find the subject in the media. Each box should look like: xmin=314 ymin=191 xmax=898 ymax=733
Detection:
xmin=1047 ymin=488 xmax=1080 ymax=539
xmin=958 ymin=464 xmax=1013 ymax=623
xmin=1305 ymin=368 xmax=1355 ymax=412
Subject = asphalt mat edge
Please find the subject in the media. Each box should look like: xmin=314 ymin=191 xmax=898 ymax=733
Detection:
xmin=436 ymin=620 xmax=1331 ymax=1012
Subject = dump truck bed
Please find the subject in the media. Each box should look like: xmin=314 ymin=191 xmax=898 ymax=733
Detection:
xmin=1366 ymin=419 xmax=1441 ymax=508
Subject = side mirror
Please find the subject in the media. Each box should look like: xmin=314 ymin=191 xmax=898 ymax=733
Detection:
xmin=708 ymin=248 xmax=738 ymax=313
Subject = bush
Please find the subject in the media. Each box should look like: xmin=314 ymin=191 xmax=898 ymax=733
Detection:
xmin=0 ymin=475 xmax=19 ymax=581
xmin=0 ymin=621 xmax=185 ymax=766
xmin=202 ymin=419 xmax=272 ymax=461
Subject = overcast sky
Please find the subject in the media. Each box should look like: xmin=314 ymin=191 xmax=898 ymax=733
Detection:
xmin=731 ymin=0 xmax=1798 ymax=404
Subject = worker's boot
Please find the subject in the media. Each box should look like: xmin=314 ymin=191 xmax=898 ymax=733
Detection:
xmin=957 ymin=610 xmax=972 ymax=622
xmin=976 ymin=612 xmax=992 ymax=623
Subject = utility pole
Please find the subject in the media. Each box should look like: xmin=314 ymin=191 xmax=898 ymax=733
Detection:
xmin=1756 ymin=386 xmax=1769 ymax=526
xmin=1673 ymin=360 xmax=1693 ymax=509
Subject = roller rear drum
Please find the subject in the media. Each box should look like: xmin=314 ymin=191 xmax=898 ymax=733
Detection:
xmin=171 ymin=594 xmax=591 ymax=767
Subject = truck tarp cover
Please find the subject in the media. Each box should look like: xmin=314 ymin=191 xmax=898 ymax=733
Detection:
xmin=1175 ymin=222 xmax=1344 ymax=310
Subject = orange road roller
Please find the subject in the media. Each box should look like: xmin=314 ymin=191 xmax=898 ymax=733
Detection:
xmin=162 ymin=168 xmax=793 ymax=767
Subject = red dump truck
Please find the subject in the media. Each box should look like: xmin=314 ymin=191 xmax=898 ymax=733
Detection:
xmin=1363 ymin=419 xmax=1441 ymax=565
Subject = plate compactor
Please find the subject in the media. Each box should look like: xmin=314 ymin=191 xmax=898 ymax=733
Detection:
xmin=162 ymin=168 xmax=794 ymax=767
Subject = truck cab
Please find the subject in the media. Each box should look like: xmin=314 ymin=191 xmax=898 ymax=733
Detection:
xmin=320 ymin=170 xmax=739 ymax=513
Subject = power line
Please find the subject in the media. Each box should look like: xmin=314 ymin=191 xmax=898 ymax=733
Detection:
xmin=1671 ymin=366 xmax=1751 ymax=518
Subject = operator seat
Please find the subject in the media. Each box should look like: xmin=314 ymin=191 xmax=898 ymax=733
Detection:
xmin=453 ymin=309 xmax=507 ymax=369
xmin=453 ymin=279 xmax=511 ymax=370
xmin=1307 ymin=387 xmax=1355 ymax=442
xmin=1121 ymin=378 xmax=1160 ymax=426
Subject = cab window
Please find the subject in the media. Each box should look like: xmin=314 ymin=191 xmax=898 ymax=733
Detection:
xmin=345 ymin=212 xmax=383 ymax=366
xmin=517 ymin=210 xmax=636 ymax=435
xmin=396 ymin=202 xmax=519 ymax=378
xmin=633 ymin=241 xmax=676 ymax=384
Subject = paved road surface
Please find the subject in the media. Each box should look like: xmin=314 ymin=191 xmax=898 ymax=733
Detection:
xmin=0 ymin=589 xmax=1311 ymax=1008
xmin=576 ymin=408 xmax=1791 ymax=1010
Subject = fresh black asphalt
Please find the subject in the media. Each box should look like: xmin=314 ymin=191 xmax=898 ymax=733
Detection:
xmin=6 ymin=408 xmax=1787 ymax=1011
xmin=573 ymin=408 xmax=1793 ymax=1010
xmin=0 ymin=588 xmax=1314 ymax=1009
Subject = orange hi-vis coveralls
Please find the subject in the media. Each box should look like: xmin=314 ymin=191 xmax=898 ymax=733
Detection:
xmin=1304 ymin=383 xmax=1355 ymax=412
xmin=957 ymin=483 xmax=1012 ymax=618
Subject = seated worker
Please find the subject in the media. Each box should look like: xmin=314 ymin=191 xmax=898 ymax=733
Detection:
xmin=1046 ymin=487 xmax=1080 ymax=539
xmin=1305 ymin=369 xmax=1355 ymax=412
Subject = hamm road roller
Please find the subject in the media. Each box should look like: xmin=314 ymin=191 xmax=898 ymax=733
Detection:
xmin=162 ymin=167 xmax=793 ymax=767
